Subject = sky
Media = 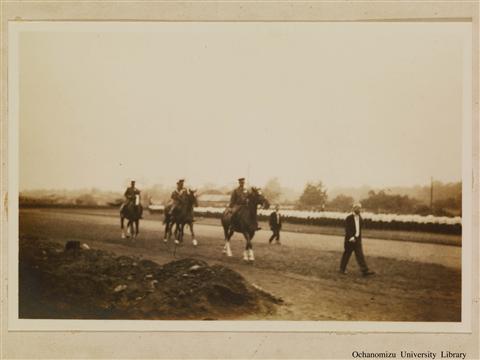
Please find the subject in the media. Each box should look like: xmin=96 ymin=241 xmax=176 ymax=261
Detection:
xmin=18 ymin=22 xmax=470 ymax=192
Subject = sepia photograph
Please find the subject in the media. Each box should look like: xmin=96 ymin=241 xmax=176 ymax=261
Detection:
xmin=8 ymin=20 xmax=472 ymax=330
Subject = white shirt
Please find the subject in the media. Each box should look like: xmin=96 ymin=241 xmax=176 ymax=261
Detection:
xmin=354 ymin=214 xmax=360 ymax=237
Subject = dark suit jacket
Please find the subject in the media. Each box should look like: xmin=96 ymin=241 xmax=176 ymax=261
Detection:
xmin=345 ymin=213 xmax=362 ymax=241
xmin=269 ymin=211 xmax=282 ymax=230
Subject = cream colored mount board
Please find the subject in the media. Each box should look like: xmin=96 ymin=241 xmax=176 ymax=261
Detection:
xmin=1 ymin=2 xmax=479 ymax=360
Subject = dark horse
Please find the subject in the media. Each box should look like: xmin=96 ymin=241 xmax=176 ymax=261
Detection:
xmin=120 ymin=194 xmax=142 ymax=239
xmin=163 ymin=189 xmax=198 ymax=246
xmin=221 ymin=187 xmax=270 ymax=262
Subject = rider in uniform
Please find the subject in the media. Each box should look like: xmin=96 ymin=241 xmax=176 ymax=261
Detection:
xmin=229 ymin=177 xmax=260 ymax=229
xmin=164 ymin=179 xmax=187 ymax=221
xmin=229 ymin=177 xmax=249 ymax=210
xmin=121 ymin=179 xmax=143 ymax=218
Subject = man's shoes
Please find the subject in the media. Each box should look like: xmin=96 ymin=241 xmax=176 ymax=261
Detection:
xmin=256 ymin=227 xmax=261 ymax=231
xmin=363 ymin=270 xmax=375 ymax=277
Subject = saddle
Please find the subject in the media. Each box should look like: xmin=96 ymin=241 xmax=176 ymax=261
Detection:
xmin=225 ymin=205 xmax=248 ymax=229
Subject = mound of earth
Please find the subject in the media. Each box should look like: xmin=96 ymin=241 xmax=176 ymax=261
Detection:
xmin=19 ymin=236 xmax=282 ymax=319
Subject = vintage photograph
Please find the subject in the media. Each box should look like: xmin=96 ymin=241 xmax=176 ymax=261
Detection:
xmin=15 ymin=21 xmax=469 ymax=323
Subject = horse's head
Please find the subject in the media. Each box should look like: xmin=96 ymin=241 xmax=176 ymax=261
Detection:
xmin=249 ymin=187 xmax=270 ymax=210
xmin=187 ymin=188 xmax=198 ymax=207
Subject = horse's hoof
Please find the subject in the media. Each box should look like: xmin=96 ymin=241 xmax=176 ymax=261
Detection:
xmin=121 ymin=233 xmax=126 ymax=239
xmin=163 ymin=238 xmax=168 ymax=243
xmin=192 ymin=239 xmax=198 ymax=246
xmin=243 ymin=251 xmax=249 ymax=261
xmin=174 ymin=240 xmax=180 ymax=245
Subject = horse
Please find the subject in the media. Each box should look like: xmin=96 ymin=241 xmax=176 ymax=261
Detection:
xmin=221 ymin=187 xmax=270 ymax=261
xmin=120 ymin=194 xmax=142 ymax=239
xmin=163 ymin=188 xmax=198 ymax=246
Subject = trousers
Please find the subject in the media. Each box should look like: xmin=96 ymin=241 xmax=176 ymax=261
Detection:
xmin=340 ymin=237 xmax=369 ymax=273
xmin=269 ymin=229 xmax=280 ymax=243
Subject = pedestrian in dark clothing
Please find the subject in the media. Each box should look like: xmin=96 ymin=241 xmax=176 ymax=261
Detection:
xmin=339 ymin=203 xmax=375 ymax=276
xmin=269 ymin=205 xmax=282 ymax=245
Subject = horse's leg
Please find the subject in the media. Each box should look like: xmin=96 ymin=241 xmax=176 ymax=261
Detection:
xmin=134 ymin=219 xmax=139 ymax=238
xmin=174 ymin=223 xmax=180 ymax=245
xmin=179 ymin=223 xmax=185 ymax=244
xmin=126 ymin=220 xmax=132 ymax=238
xmin=190 ymin=223 xmax=198 ymax=246
xmin=121 ymin=216 xmax=126 ymax=238
xmin=222 ymin=223 xmax=233 ymax=256
xmin=222 ymin=223 xmax=228 ymax=253
xmin=243 ymin=232 xmax=251 ymax=261
xmin=248 ymin=231 xmax=255 ymax=261
xmin=129 ymin=220 xmax=134 ymax=239
xmin=163 ymin=222 xmax=169 ymax=242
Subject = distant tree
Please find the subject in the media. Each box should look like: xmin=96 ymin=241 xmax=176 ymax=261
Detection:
xmin=434 ymin=196 xmax=461 ymax=210
xmin=433 ymin=196 xmax=462 ymax=217
xmin=298 ymin=181 xmax=328 ymax=210
xmin=327 ymin=194 xmax=354 ymax=212
xmin=360 ymin=190 xmax=420 ymax=214
xmin=262 ymin=178 xmax=282 ymax=204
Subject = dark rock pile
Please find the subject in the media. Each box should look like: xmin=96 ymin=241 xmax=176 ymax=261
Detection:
xmin=19 ymin=236 xmax=282 ymax=319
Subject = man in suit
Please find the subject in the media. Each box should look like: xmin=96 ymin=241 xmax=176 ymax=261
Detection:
xmin=339 ymin=203 xmax=375 ymax=276
xmin=269 ymin=205 xmax=282 ymax=245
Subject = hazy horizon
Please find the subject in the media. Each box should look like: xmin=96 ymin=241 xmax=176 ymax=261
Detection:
xmin=18 ymin=22 xmax=468 ymax=192
xmin=19 ymin=178 xmax=461 ymax=194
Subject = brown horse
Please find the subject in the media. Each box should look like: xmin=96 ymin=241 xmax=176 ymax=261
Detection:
xmin=221 ymin=187 xmax=270 ymax=261
xmin=163 ymin=189 xmax=198 ymax=246
xmin=120 ymin=194 xmax=142 ymax=239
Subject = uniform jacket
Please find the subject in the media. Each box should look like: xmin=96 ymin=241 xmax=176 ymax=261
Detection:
xmin=171 ymin=188 xmax=187 ymax=204
xmin=229 ymin=186 xmax=249 ymax=207
xmin=124 ymin=187 xmax=140 ymax=201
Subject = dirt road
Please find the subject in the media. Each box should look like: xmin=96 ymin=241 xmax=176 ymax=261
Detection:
xmin=19 ymin=208 xmax=461 ymax=321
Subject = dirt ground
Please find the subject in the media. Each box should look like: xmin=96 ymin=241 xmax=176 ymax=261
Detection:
xmin=20 ymin=236 xmax=281 ymax=320
xmin=18 ymin=208 xmax=461 ymax=321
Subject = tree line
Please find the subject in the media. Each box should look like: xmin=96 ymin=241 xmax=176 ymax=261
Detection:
xmin=19 ymin=178 xmax=462 ymax=217
xmin=263 ymin=179 xmax=461 ymax=216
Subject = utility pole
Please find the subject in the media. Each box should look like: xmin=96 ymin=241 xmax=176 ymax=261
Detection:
xmin=430 ymin=176 xmax=434 ymax=212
